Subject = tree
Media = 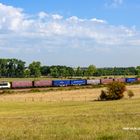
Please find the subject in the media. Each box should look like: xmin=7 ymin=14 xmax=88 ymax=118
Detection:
xmin=0 ymin=58 xmax=25 ymax=77
xmin=0 ymin=59 xmax=8 ymax=77
xmin=67 ymin=67 xmax=75 ymax=78
xmin=29 ymin=61 xmax=41 ymax=77
xmin=24 ymin=69 xmax=31 ymax=78
xmin=60 ymin=67 xmax=68 ymax=78
xmin=136 ymin=66 xmax=140 ymax=76
xmin=41 ymin=66 xmax=50 ymax=76
xmin=85 ymin=65 xmax=96 ymax=76
xmin=15 ymin=60 xmax=25 ymax=77
xmin=75 ymin=67 xmax=83 ymax=76
xmin=50 ymin=67 xmax=59 ymax=77
xmin=99 ymin=82 xmax=126 ymax=101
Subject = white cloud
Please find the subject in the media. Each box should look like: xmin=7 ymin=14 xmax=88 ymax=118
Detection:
xmin=0 ymin=2 xmax=140 ymax=66
xmin=90 ymin=18 xmax=106 ymax=23
xmin=0 ymin=2 xmax=139 ymax=48
xmin=38 ymin=12 xmax=48 ymax=19
xmin=52 ymin=14 xmax=63 ymax=20
xmin=105 ymin=0 xmax=124 ymax=8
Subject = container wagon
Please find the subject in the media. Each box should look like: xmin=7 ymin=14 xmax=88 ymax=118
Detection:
xmin=137 ymin=78 xmax=140 ymax=82
xmin=70 ymin=79 xmax=87 ymax=86
xmin=11 ymin=81 xmax=33 ymax=88
xmin=34 ymin=80 xmax=52 ymax=87
xmin=100 ymin=79 xmax=113 ymax=84
xmin=52 ymin=80 xmax=71 ymax=87
xmin=125 ymin=78 xmax=137 ymax=83
xmin=114 ymin=78 xmax=126 ymax=83
xmin=87 ymin=79 xmax=101 ymax=85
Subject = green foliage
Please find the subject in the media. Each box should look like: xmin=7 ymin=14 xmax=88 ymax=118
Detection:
xmin=49 ymin=65 xmax=74 ymax=78
xmin=50 ymin=67 xmax=59 ymax=78
xmin=99 ymin=82 xmax=126 ymax=100
xmin=136 ymin=66 xmax=140 ymax=76
xmin=29 ymin=61 xmax=41 ymax=77
xmin=127 ymin=90 xmax=134 ymax=99
xmin=95 ymin=67 xmax=137 ymax=76
xmin=85 ymin=65 xmax=96 ymax=76
xmin=40 ymin=66 xmax=50 ymax=76
xmin=24 ymin=69 xmax=31 ymax=78
xmin=0 ymin=58 xmax=25 ymax=78
xmin=75 ymin=66 xmax=83 ymax=76
xmin=0 ymin=58 xmax=139 ymax=78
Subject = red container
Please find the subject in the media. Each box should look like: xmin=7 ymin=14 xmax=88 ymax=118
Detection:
xmin=137 ymin=78 xmax=140 ymax=81
xmin=114 ymin=78 xmax=125 ymax=83
xmin=34 ymin=80 xmax=52 ymax=87
xmin=101 ymin=79 xmax=113 ymax=84
xmin=12 ymin=81 xmax=33 ymax=88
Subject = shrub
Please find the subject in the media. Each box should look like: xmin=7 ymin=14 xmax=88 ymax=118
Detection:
xmin=99 ymin=82 xmax=126 ymax=101
xmin=99 ymin=90 xmax=108 ymax=101
xmin=127 ymin=90 xmax=134 ymax=99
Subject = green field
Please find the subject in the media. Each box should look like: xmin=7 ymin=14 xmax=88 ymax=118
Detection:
xmin=0 ymin=99 xmax=140 ymax=140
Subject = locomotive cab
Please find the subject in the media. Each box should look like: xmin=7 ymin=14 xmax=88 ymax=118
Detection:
xmin=0 ymin=82 xmax=11 ymax=89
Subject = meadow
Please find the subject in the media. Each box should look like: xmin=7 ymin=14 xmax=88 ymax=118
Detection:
xmin=0 ymin=85 xmax=140 ymax=140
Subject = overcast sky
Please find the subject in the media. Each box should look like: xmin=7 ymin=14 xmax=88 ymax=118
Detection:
xmin=0 ymin=0 xmax=140 ymax=67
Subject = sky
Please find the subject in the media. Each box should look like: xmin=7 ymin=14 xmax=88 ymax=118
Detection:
xmin=0 ymin=0 xmax=140 ymax=67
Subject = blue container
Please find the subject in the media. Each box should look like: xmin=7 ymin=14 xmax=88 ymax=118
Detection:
xmin=52 ymin=80 xmax=71 ymax=86
xmin=125 ymin=78 xmax=137 ymax=83
xmin=70 ymin=79 xmax=87 ymax=85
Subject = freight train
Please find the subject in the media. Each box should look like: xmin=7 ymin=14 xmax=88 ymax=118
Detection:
xmin=0 ymin=77 xmax=140 ymax=89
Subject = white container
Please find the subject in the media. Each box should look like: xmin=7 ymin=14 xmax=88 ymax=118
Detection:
xmin=87 ymin=79 xmax=100 ymax=85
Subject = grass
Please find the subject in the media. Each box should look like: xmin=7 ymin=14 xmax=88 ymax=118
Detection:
xmin=0 ymin=100 xmax=139 ymax=140
xmin=0 ymin=88 xmax=140 ymax=139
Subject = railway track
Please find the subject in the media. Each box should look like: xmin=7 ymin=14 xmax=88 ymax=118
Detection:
xmin=0 ymin=85 xmax=103 ymax=93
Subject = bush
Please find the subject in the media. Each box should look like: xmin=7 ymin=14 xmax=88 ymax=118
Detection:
xmin=100 ymin=90 xmax=108 ymax=101
xmin=99 ymin=82 xmax=126 ymax=101
xmin=127 ymin=90 xmax=134 ymax=99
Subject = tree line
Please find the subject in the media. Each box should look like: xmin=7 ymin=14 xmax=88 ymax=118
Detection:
xmin=0 ymin=58 xmax=140 ymax=78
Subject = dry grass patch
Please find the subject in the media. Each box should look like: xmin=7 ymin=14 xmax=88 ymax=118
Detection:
xmin=0 ymin=84 xmax=140 ymax=102
xmin=0 ymin=99 xmax=139 ymax=139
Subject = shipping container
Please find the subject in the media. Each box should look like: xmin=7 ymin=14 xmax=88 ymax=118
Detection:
xmin=100 ymin=79 xmax=113 ymax=84
xmin=137 ymin=78 xmax=140 ymax=81
xmin=125 ymin=78 xmax=137 ymax=83
xmin=52 ymin=80 xmax=71 ymax=87
xmin=70 ymin=79 xmax=86 ymax=85
xmin=11 ymin=81 xmax=33 ymax=88
xmin=114 ymin=78 xmax=126 ymax=83
xmin=87 ymin=79 xmax=100 ymax=85
xmin=34 ymin=80 xmax=52 ymax=87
